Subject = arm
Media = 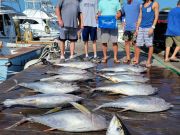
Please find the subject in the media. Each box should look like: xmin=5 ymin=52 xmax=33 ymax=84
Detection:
xmin=136 ymin=5 xmax=142 ymax=31
xmin=80 ymin=12 xmax=84 ymax=28
xmin=55 ymin=4 xmax=63 ymax=27
xmin=148 ymin=1 xmax=159 ymax=35
xmin=152 ymin=1 xmax=159 ymax=27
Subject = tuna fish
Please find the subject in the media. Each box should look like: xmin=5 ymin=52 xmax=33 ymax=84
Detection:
xmin=94 ymin=96 xmax=173 ymax=112
xmin=54 ymin=61 xmax=96 ymax=69
xmin=99 ymin=65 xmax=147 ymax=73
xmin=6 ymin=103 xmax=107 ymax=132
xmin=97 ymin=74 xmax=149 ymax=83
xmin=46 ymin=67 xmax=87 ymax=74
xmin=40 ymin=73 xmax=94 ymax=82
xmin=2 ymin=93 xmax=83 ymax=108
xmin=17 ymin=81 xmax=80 ymax=94
xmin=91 ymin=83 xmax=158 ymax=96
xmin=106 ymin=115 xmax=125 ymax=135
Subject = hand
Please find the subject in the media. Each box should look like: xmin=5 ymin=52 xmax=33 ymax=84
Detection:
xmin=148 ymin=28 xmax=154 ymax=36
xmin=80 ymin=23 xmax=84 ymax=29
xmin=134 ymin=29 xmax=138 ymax=36
xmin=58 ymin=19 xmax=64 ymax=27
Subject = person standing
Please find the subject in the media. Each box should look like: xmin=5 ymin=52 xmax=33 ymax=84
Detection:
xmin=121 ymin=0 xmax=141 ymax=64
xmin=98 ymin=0 xmax=121 ymax=63
xmin=164 ymin=0 xmax=180 ymax=62
xmin=55 ymin=0 xmax=80 ymax=63
xmin=136 ymin=0 xmax=159 ymax=67
xmin=80 ymin=0 xmax=100 ymax=62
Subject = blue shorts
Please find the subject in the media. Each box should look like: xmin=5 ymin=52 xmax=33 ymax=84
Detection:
xmin=82 ymin=26 xmax=97 ymax=41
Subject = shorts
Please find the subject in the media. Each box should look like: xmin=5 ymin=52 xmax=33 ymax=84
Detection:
xmin=82 ymin=26 xmax=97 ymax=41
xmin=123 ymin=30 xmax=136 ymax=42
xmin=136 ymin=27 xmax=153 ymax=47
xmin=166 ymin=36 xmax=180 ymax=47
xmin=59 ymin=27 xmax=78 ymax=41
xmin=100 ymin=28 xmax=118 ymax=43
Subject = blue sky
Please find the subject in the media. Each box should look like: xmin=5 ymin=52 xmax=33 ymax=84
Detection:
xmin=2 ymin=0 xmax=178 ymax=12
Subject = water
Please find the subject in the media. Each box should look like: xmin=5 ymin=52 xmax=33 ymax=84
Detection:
xmin=0 ymin=60 xmax=179 ymax=135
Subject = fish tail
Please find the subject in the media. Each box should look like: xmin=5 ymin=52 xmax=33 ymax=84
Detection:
xmin=92 ymin=105 xmax=102 ymax=111
xmin=4 ymin=79 xmax=18 ymax=93
xmin=5 ymin=117 xmax=30 ymax=129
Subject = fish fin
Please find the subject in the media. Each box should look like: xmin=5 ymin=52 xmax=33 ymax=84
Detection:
xmin=43 ymin=128 xmax=56 ymax=132
xmin=4 ymin=79 xmax=18 ymax=93
xmin=70 ymin=102 xmax=91 ymax=116
xmin=109 ymin=92 xmax=117 ymax=95
xmin=5 ymin=118 xmax=29 ymax=129
xmin=118 ymin=108 xmax=130 ymax=113
xmin=43 ymin=107 xmax=61 ymax=115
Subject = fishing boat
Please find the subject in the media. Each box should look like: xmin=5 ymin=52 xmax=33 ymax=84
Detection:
xmin=0 ymin=4 xmax=44 ymax=81
xmin=15 ymin=0 xmax=59 ymax=40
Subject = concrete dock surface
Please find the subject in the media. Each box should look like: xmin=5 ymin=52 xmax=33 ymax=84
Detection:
xmin=0 ymin=40 xmax=179 ymax=135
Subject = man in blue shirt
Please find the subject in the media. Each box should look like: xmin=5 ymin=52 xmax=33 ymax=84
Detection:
xmin=165 ymin=0 xmax=180 ymax=62
xmin=121 ymin=0 xmax=141 ymax=64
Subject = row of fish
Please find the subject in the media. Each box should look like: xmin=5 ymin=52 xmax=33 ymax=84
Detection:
xmin=2 ymin=61 xmax=173 ymax=134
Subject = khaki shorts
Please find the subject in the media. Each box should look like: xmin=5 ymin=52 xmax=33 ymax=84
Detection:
xmin=100 ymin=28 xmax=118 ymax=43
xmin=166 ymin=36 xmax=180 ymax=47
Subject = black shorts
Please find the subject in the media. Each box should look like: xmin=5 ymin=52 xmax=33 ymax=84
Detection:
xmin=82 ymin=26 xmax=97 ymax=41
xmin=123 ymin=30 xmax=136 ymax=42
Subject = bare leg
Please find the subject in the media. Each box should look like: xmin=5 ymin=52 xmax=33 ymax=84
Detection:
xmin=124 ymin=41 xmax=131 ymax=60
xmin=165 ymin=47 xmax=171 ymax=61
xmin=170 ymin=46 xmax=180 ymax=59
xmin=84 ymin=41 xmax=88 ymax=57
xmin=59 ymin=41 xmax=65 ymax=58
xmin=136 ymin=46 xmax=141 ymax=63
xmin=113 ymin=43 xmax=119 ymax=60
xmin=102 ymin=43 xmax=108 ymax=62
xmin=92 ymin=40 xmax=97 ymax=57
xmin=70 ymin=41 xmax=75 ymax=58
xmin=147 ymin=46 xmax=154 ymax=65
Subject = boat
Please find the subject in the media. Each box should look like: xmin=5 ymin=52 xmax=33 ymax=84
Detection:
xmin=15 ymin=0 xmax=59 ymax=40
xmin=0 ymin=4 xmax=44 ymax=81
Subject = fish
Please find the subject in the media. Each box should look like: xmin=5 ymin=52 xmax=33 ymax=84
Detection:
xmin=46 ymin=67 xmax=87 ymax=74
xmin=94 ymin=96 xmax=173 ymax=112
xmin=106 ymin=115 xmax=125 ymax=135
xmin=97 ymin=74 xmax=149 ymax=83
xmin=54 ymin=61 xmax=96 ymax=69
xmin=99 ymin=65 xmax=147 ymax=73
xmin=40 ymin=73 xmax=94 ymax=82
xmin=2 ymin=93 xmax=83 ymax=108
xmin=91 ymin=83 xmax=158 ymax=96
xmin=6 ymin=103 xmax=107 ymax=132
xmin=104 ymin=72 xmax=141 ymax=76
xmin=17 ymin=81 xmax=80 ymax=94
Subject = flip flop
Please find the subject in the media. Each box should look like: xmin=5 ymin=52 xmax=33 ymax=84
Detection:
xmin=146 ymin=63 xmax=152 ymax=68
xmin=123 ymin=59 xmax=130 ymax=64
xmin=114 ymin=59 xmax=121 ymax=64
xmin=170 ymin=58 xmax=179 ymax=62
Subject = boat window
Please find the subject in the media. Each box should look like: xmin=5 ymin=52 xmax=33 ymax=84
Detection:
xmin=4 ymin=14 xmax=11 ymax=25
xmin=0 ymin=15 xmax=3 ymax=32
xmin=20 ymin=19 xmax=39 ymax=24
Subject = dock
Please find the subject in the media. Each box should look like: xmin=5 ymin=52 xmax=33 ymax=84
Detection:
xmin=0 ymin=41 xmax=179 ymax=135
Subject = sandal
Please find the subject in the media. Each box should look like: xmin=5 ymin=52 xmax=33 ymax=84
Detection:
xmin=146 ymin=63 xmax=152 ymax=68
xmin=164 ymin=59 xmax=170 ymax=62
xmin=132 ymin=60 xmax=139 ymax=65
xmin=101 ymin=58 xmax=108 ymax=63
xmin=123 ymin=59 xmax=131 ymax=64
xmin=169 ymin=58 xmax=179 ymax=62
xmin=114 ymin=59 xmax=121 ymax=64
